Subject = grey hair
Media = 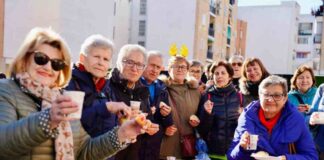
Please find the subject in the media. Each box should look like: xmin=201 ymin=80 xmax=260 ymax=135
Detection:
xmin=116 ymin=44 xmax=147 ymax=70
xmin=189 ymin=60 xmax=203 ymax=70
xmin=259 ymin=75 xmax=288 ymax=95
xmin=147 ymin=50 xmax=163 ymax=59
xmin=80 ymin=34 xmax=114 ymax=56
xmin=229 ymin=55 xmax=244 ymax=63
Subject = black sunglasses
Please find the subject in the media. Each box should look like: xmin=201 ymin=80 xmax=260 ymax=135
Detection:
xmin=33 ymin=51 xmax=66 ymax=71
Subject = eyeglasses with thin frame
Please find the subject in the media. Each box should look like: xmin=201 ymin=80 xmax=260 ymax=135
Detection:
xmin=122 ymin=59 xmax=145 ymax=70
xmin=171 ymin=65 xmax=188 ymax=71
xmin=261 ymin=93 xmax=285 ymax=101
xmin=32 ymin=51 xmax=66 ymax=71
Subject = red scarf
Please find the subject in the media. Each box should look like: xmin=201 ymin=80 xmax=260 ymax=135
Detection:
xmin=258 ymin=108 xmax=282 ymax=134
xmin=77 ymin=63 xmax=106 ymax=92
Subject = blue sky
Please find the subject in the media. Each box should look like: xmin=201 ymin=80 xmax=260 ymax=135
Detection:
xmin=238 ymin=0 xmax=322 ymax=14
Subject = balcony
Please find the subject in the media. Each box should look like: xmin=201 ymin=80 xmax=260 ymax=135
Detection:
xmin=314 ymin=34 xmax=322 ymax=44
xmin=227 ymin=38 xmax=231 ymax=45
xmin=209 ymin=28 xmax=215 ymax=37
xmin=207 ymin=50 xmax=213 ymax=59
xmin=298 ymin=30 xmax=312 ymax=35
xmin=229 ymin=0 xmax=235 ymax=5
xmin=210 ymin=6 xmax=216 ymax=14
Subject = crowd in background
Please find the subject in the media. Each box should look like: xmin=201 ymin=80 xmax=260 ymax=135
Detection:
xmin=0 ymin=27 xmax=323 ymax=160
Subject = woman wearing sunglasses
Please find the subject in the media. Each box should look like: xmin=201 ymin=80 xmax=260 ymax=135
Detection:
xmin=229 ymin=55 xmax=244 ymax=91
xmin=0 ymin=27 xmax=145 ymax=160
xmin=227 ymin=75 xmax=318 ymax=160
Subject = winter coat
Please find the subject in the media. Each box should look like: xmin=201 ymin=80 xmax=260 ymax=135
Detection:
xmin=65 ymin=65 xmax=117 ymax=137
xmin=308 ymin=84 xmax=324 ymax=152
xmin=227 ymin=100 xmax=318 ymax=160
xmin=197 ymin=84 xmax=241 ymax=155
xmin=288 ymin=87 xmax=317 ymax=119
xmin=239 ymin=80 xmax=260 ymax=107
xmin=159 ymin=78 xmax=201 ymax=159
xmin=108 ymin=68 xmax=151 ymax=160
xmin=0 ymin=79 xmax=123 ymax=160
xmin=140 ymin=77 xmax=173 ymax=160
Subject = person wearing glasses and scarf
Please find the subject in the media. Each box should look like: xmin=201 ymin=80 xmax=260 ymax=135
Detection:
xmin=108 ymin=44 xmax=159 ymax=160
xmin=0 ymin=27 xmax=146 ymax=160
xmin=65 ymin=35 xmax=131 ymax=138
xmin=229 ymin=55 xmax=244 ymax=91
xmin=227 ymin=75 xmax=318 ymax=160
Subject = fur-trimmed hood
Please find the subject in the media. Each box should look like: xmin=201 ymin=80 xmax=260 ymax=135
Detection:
xmin=158 ymin=75 xmax=199 ymax=89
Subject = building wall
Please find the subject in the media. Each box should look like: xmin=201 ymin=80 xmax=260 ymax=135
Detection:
xmin=238 ymin=1 xmax=300 ymax=74
xmin=3 ymin=0 xmax=115 ymax=69
xmin=0 ymin=0 xmax=4 ymax=73
xmin=235 ymin=19 xmax=247 ymax=57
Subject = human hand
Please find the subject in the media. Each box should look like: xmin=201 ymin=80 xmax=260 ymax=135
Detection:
xmin=189 ymin=115 xmax=200 ymax=127
xmin=204 ymin=100 xmax=214 ymax=114
xmin=239 ymin=131 xmax=250 ymax=150
xmin=144 ymin=120 xmax=159 ymax=135
xmin=165 ymin=125 xmax=177 ymax=136
xmin=309 ymin=112 xmax=320 ymax=125
xmin=106 ymin=101 xmax=131 ymax=115
xmin=49 ymin=95 xmax=79 ymax=129
xmin=297 ymin=104 xmax=309 ymax=113
xmin=160 ymin=102 xmax=171 ymax=116
xmin=117 ymin=119 xmax=144 ymax=143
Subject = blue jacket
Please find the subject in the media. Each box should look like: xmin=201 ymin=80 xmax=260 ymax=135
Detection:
xmin=288 ymin=87 xmax=317 ymax=118
xmin=139 ymin=77 xmax=173 ymax=160
xmin=197 ymin=84 xmax=241 ymax=155
xmin=308 ymin=84 xmax=324 ymax=152
xmin=227 ymin=101 xmax=318 ymax=160
xmin=65 ymin=65 xmax=117 ymax=137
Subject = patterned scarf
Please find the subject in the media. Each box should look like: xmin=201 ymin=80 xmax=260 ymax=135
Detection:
xmin=16 ymin=72 xmax=74 ymax=160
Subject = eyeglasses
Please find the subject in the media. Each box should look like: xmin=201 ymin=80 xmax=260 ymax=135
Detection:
xmin=189 ymin=70 xmax=201 ymax=74
xmin=231 ymin=62 xmax=242 ymax=67
xmin=33 ymin=51 xmax=66 ymax=71
xmin=171 ymin=65 xmax=188 ymax=71
xmin=122 ymin=59 xmax=145 ymax=70
xmin=261 ymin=93 xmax=285 ymax=101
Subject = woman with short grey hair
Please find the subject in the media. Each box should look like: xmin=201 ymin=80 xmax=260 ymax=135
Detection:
xmin=116 ymin=44 xmax=147 ymax=72
xmin=80 ymin=34 xmax=114 ymax=56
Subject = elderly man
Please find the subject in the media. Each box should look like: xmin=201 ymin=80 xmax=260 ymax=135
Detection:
xmin=140 ymin=51 xmax=173 ymax=160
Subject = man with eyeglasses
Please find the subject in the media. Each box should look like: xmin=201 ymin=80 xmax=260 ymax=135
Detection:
xmin=227 ymin=75 xmax=318 ymax=160
xmin=140 ymin=51 xmax=173 ymax=160
xmin=229 ymin=55 xmax=244 ymax=91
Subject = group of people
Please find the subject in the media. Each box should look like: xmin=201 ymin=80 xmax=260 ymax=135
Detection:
xmin=0 ymin=27 xmax=323 ymax=160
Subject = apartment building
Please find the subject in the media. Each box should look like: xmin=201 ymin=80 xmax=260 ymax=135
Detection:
xmin=235 ymin=19 xmax=247 ymax=57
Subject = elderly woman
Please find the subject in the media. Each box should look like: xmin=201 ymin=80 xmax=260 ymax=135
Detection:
xmin=160 ymin=56 xmax=201 ymax=159
xmin=66 ymin=35 xmax=130 ymax=138
xmin=227 ymin=75 xmax=318 ymax=160
xmin=0 ymin=28 xmax=145 ymax=160
xmin=288 ymin=65 xmax=317 ymax=119
xmin=197 ymin=61 xmax=242 ymax=160
xmin=239 ymin=57 xmax=270 ymax=107
xmin=189 ymin=60 xmax=206 ymax=93
xmin=108 ymin=44 xmax=159 ymax=160
xmin=229 ymin=55 xmax=244 ymax=91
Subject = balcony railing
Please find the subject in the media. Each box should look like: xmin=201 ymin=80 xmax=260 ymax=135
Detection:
xmin=314 ymin=34 xmax=322 ymax=44
xmin=207 ymin=50 xmax=213 ymax=59
xmin=227 ymin=38 xmax=231 ymax=45
xmin=298 ymin=30 xmax=312 ymax=35
xmin=210 ymin=6 xmax=216 ymax=14
xmin=209 ymin=28 xmax=215 ymax=37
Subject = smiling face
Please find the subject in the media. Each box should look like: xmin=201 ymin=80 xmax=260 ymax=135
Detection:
xmin=81 ymin=47 xmax=112 ymax=79
xmin=169 ymin=61 xmax=188 ymax=84
xmin=26 ymin=44 xmax=62 ymax=87
xmin=259 ymin=84 xmax=287 ymax=119
xmin=213 ymin=65 xmax=231 ymax=88
xmin=296 ymin=70 xmax=313 ymax=93
xmin=246 ymin=63 xmax=263 ymax=83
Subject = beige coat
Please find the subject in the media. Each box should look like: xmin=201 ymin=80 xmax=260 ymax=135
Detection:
xmin=159 ymin=78 xmax=200 ymax=159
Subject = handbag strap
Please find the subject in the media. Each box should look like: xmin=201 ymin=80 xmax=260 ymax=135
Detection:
xmin=292 ymin=93 xmax=305 ymax=104
xmin=289 ymin=143 xmax=297 ymax=154
xmin=169 ymin=94 xmax=185 ymax=136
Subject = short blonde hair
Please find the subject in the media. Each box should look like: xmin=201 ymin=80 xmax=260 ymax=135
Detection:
xmin=10 ymin=27 xmax=72 ymax=87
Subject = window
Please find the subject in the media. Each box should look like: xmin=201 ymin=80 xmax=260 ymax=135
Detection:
xmin=139 ymin=20 xmax=146 ymax=36
xmin=140 ymin=0 xmax=147 ymax=15
xmin=314 ymin=34 xmax=322 ymax=44
xmin=215 ymin=2 xmax=221 ymax=15
xmin=297 ymin=37 xmax=308 ymax=44
xmin=298 ymin=23 xmax=312 ymax=35
xmin=138 ymin=41 xmax=145 ymax=47
xmin=317 ymin=22 xmax=322 ymax=34
xmin=296 ymin=52 xmax=309 ymax=59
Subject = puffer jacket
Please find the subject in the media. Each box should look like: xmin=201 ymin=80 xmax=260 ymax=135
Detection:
xmin=0 ymin=79 xmax=123 ymax=160
xmin=227 ymin=101 xmax=318 ymax=160
xmin=197 ymin=84 xmax=241 ymax=155
xmin=288 ymin=87 xmax=317 ymax=120
xmin=108 ymin=68 xmax=151 ymax=160
xmin=65 ymin=65 xmax=117 ymax=137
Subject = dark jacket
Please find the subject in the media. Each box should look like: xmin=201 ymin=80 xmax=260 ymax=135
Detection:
xmin=227 ymin=101 xmax=318 ymax=160
xmin=109 ymin=68 xmax=151 ymax=160
xmin=239 ymin=80 xmax=260 ymax=107
xmin=140 ymin=77 xmax=173 ymax=160
xmin=198 ymin=84 xmax=241 ymax=155
xmin=65 ymin=65 xmax=117 ymax=137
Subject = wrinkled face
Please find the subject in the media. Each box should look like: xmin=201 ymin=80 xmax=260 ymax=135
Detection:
xmin=213 ymin=66 xmax=231 ymax=88
xmin=259 ymin=84 xmax=287 ymax=118
xmin=27 ymin=44 xmax=62 ymax=87
xmin=296 ymin=70 xmax=313 ymax=93
xmin=169 ymin=61 xmax=188 ymax=83
xmin=81 ymin=48 xmax=112 ymax=78
xmin=189 ymin=66 xmax=202 ymax=81
xmin=142 ymin=55 xmax=163 ymax=83
xmin=246 ymin=63 xmax=262 ymax=83
xmin=120 ymin=51 xmax=146 ymax=83
xmin=231 ymin=61 xmax=243 ymax=78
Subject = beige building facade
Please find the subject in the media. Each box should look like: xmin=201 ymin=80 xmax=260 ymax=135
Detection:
xmin=235 ymin=19 xmax=247 ymax=57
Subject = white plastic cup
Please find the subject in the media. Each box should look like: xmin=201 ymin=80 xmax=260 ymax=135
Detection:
xmin=130 ymin=101 xmax=141 ymax=110
xmin=63 ymin=91 xmax=85 ymax=120
xmin=166 ymin=156 xmax=176 ymax=160
xmin=247 ymin=134 xmax=258 ymax=150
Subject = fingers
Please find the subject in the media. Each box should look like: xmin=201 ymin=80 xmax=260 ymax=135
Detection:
xmin=145 ymin=123 xmax=159 ymax=135
xmin=160 ymin=105 xmax=171 ymax=116
xmin=240 ymin=131 xmax=250 ymax=150
xmin=204 ymin=100 xmax=213 ymax=114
